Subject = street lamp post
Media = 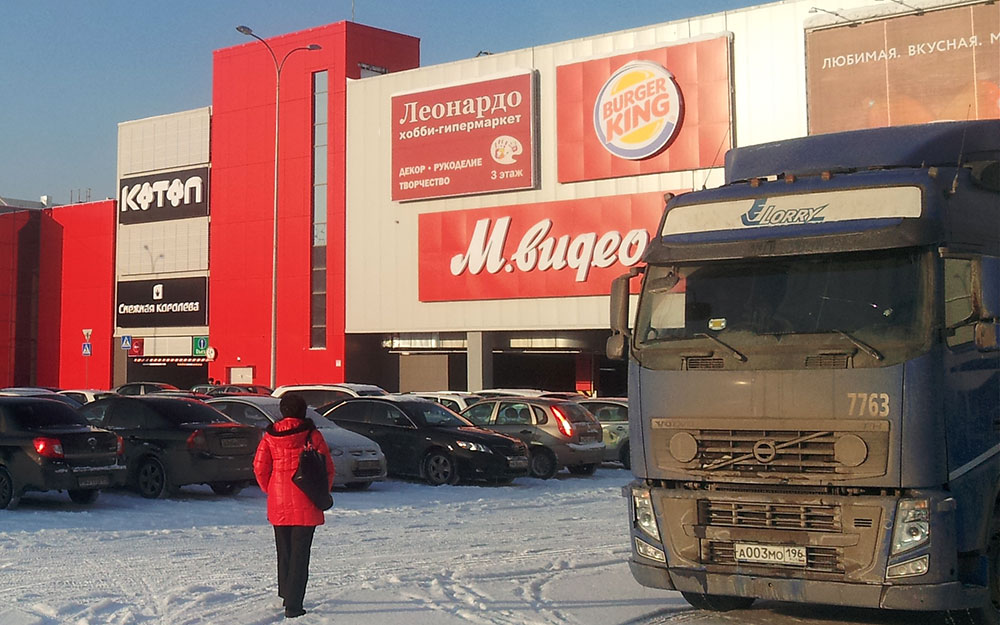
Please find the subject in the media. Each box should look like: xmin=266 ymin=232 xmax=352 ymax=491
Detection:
xmin=236 ymin=26 xmax=321 ymax=388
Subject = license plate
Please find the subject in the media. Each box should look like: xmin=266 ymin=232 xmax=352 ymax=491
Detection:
xmin=733 ymin=543 xmax=807 ymax=567
xmin=220 ymin=438 xmax=247 ymax=449
xmin=356 ymin=460 xmax=381 ymax=469
xmin=78 ymin=476 xmax=109 ymax=488
xmin=508 ymin=457 xmax=528 ymax=468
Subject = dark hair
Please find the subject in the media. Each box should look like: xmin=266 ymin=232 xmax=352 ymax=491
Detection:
xmin=279 ymin=393 xmax=307 ymax=419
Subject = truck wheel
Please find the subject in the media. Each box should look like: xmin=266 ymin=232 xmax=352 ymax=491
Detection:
xmin=0 ymin=467 xmax=19 ymax=510
xmin=68 ymin=489 xmax=100 ymax=505
xmin=681 ymin=591 xmax=755 ymax=612
xmin=136 ymin=457 xmax=170 ymax=499
xmin=950 ymin=513 xmax=1000 ymax=625
xmin=529 ymin=448 xmax=558 ymax=479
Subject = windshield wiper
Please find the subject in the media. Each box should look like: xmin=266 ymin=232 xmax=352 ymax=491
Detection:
xmin=834 ymin=330 xmax=883 ymax=361
xmin=694 ymin=333 xmax=748 ymax=362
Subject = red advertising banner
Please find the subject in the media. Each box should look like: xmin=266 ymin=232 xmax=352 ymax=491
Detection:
xmin=418 ymin=192 xmax=679 ymax=302
xmin=556 ymin=37 xmax=732 ymax=184
xmin=806 ymin=3 xmax=1000 ymax=134
xmin=392 ymin=72 xmax=536 ymax=201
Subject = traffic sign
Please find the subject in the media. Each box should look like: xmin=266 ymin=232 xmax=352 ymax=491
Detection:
xmin=121 ymin=335 xmax=132 ymax=350
xmin=128 ymin=338 xmax=144 ymax=357
xmin=192 ymin=336 xmax=209 ymax=357
xmin=82 ymin=342 xmax=92 ymax=357
xmin=82 ymin=328 xmax=92 ymax=341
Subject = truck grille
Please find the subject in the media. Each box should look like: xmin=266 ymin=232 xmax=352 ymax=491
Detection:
xmin=700 ymin=429 xmax=837 ymax=474
xmin=705 ymin=541 xmax=844 ymax=573
xmin=700 ymin=500 xmax=841 ymax=532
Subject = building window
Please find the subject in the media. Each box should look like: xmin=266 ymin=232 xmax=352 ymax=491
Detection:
xmin=311 ymin=70 xmax=328 ymax=348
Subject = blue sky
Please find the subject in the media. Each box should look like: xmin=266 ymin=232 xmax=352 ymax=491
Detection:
xmin=0 ymin=1 xmax=757 ymax=205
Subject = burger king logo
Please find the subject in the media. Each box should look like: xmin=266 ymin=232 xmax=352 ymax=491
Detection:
xmin=593 ymin=61 xmax=683 ymax=160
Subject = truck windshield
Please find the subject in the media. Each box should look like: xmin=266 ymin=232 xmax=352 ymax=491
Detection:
xmin=635 ymin=249 xmax=927 ymax=349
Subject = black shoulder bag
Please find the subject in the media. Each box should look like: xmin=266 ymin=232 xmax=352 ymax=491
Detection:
xmin=292 ymin=429 xmax=334 ymax=511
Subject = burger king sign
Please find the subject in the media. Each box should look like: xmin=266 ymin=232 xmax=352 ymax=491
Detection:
xmin=593 ymin=61 xmax=683 ymax=160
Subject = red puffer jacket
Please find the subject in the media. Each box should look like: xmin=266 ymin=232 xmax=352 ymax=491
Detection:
xmin=254 ymin=417 xmax=335 ymax=526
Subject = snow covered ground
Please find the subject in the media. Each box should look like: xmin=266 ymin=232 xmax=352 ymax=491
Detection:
xmin=0 ymin=467 xmax=939 ymax=625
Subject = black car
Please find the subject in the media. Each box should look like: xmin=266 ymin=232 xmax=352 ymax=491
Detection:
xmin=0 ymin=396 xmax=127 ymax=509
xmin=322 ymin=396 xmax=529 ymax=485
xmin=79 ymin=396 xmax=259 ymax=498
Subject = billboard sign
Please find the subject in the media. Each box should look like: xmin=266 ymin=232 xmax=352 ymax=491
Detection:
xmin=806 ymin=3 xmax=1000 ymax=134
xmin=392 ymin=72 xmax=537 ymax=201
xmin=116 ymin=277 xmax=208 ymax=328
xmin=118 ymin=166 xmax=210 ymax=225
xmin=418 ymin=192 xmax=674 ymax=301
xmin=556 ymin=36 xmax=733 ymax=183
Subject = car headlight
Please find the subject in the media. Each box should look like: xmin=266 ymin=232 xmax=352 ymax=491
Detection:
xmin=632 ymin=488 xmax=660 ymax=541
xmin=455 ymin=440 xmax=491 ymax=453
xmin=891 ymin=499 xmax=929 ymax=555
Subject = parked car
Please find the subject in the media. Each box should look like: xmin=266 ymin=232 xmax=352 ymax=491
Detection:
xmin=59 ymin=389 xmax=118 ymax=404
xmin=540 ymin=391 xmax=588 ymax=400
xmin=0 ymin=396 xmax=127 ymax=509
xmin=273 ymin=383 xmax=389 ymax=408
xmin=114 ymin=382 xmax=179 ymax=396
xmin=409 ymin=391 xmax=484 ymax=413
xmin=475 ymin=388 xmax=547 ymax=398
xmin=322 ymin=396 xmax=529 ymax=486
xmin=206 ymin=395 xmax=386 ymax=490
xmin=461 ymin=398 xmax=605 ymax=479
xmin=79 ymin=396 xmax=259 ymax=498
xmin=190 ymin=384 xmax=218 ymax=394
xmin=0 ymin=388 xmax=84 ymax=409
xmin=207 ymin=384 xmax=273 ymax=397
xmin=577 ymin=398 xmax=630 ymax=469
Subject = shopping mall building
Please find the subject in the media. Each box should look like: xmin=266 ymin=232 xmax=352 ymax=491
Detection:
xmin=3 ymin=0 xmax=998 ymax=393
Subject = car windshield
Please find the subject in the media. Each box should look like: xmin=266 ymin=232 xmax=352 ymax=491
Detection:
xmin=406 ymin=402 xmax=473 ymax=427
xmin=6 ymin=400 xmax=91 ymax=428
xmin=635 ymin=248 xmax=927 ymax=346
xmin=146 ymin=399 xmax=234 ymax=425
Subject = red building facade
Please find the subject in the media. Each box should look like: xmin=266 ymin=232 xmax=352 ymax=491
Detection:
xmin=208 ymin=22 xmax=419 ymax=386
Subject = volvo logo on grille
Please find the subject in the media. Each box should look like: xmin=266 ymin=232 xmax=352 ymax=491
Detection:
xmin=752 ymin=439 xmax=778 ymax=463
xmin=87 ymin=437 xmax=97 ymax=450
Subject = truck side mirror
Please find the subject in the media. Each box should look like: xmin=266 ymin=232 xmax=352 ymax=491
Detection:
xmin=607 ymin=268 xmax=643 ymax=360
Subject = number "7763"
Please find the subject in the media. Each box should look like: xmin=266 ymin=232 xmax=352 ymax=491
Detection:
xmin=847 ymin=392 xmax=890 ymax=417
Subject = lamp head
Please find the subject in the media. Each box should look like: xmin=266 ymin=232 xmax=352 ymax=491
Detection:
xmin=236 ymin=25 xmax=254 ymax=36
xmin=308 ymin=44 xmax=322 ymax=51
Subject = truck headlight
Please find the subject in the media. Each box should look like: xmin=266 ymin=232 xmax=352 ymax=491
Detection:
xmin=891 ymin=499 xmax=929 ymax=555
xmin=632 ymin=488 xmax=660 ymax=541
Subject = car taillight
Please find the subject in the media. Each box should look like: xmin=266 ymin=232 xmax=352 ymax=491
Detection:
xmin=33 ymin=437 xmax=64 ymax=459
xmin=116 ymin=434 xmax=125 ymax=456
xmin=186 ymin=430 xmax=208 ymax=451
xmin=552 ymin=407 xmax=574 ymax=438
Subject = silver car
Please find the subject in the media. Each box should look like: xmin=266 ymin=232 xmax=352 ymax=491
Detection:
xmin=577 ymin=398 xmax=630 ymax=469
xmin=461 ymin=398 xmax=605 ymax=479
xmin=207 ymin=396 xmax=387 ymax=490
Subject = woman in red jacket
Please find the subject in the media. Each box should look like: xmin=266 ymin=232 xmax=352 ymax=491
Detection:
xmin=254 ymin=393 xmax=335 ymax=619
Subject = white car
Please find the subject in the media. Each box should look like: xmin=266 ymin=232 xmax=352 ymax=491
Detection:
xmin=272 ymin=383 xmax=389 ymax=409
xmin=207 ymin=395 xmax=387 ymax=490
xmin=58 ymin=389 xmax=118 ymax=404
xmin=408 ymin=391 xmax=484 ymax=413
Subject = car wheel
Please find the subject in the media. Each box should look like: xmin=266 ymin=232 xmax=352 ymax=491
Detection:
xmin=136 ymin=457 xmax=170 ymax=499
xmin=423 ymin=451 xmax=458 ymax=486
xmin=68 ymin=489 xmax=100 ymax=505
xmin=210 ymin=482 xmax=243 ymax=496
xmin=681 ymin=591 xmax=755 ymax=612
xmin=0 ymin=467 xmax=18 ymax=510
xmin=344 ymin=481 xmax=372 ymax=491
xmin=529 ymin=448 xmax=558 ymax=480
xmin=619 ymin=441 xmax=631 ymax=470
xmin=568 ymin=463 xmax=598 ymax=476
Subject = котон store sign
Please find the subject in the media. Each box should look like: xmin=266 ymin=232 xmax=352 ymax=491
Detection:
xmin=118 ymin=166 xmax=210 ymax=225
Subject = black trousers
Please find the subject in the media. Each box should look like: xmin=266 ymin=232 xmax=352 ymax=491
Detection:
xmin=273 ymin=525 xmax=316 ymax=611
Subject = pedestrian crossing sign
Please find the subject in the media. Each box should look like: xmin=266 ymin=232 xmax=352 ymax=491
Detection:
xmin=82 ymin=342 xmax=92 ymax=357
xmin=121 ymin=335 xmax=132 ymax=350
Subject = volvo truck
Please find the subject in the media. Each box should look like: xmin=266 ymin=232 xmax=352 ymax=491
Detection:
xmin=608 ymin=121 xmax=1000 ymax=622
